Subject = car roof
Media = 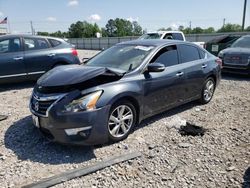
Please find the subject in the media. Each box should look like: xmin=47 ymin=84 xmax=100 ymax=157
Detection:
xmin=117 ymin=39 xmax=189 ymax=47
xmin=0 ymin=34 xmax=65 ymax=42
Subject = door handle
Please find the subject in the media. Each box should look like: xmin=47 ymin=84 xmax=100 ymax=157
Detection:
xmin=176 ymin=72 xmax=184 ymax=77
xmin=13 ymin=57 xmax=23 ymax=61
xmin=202 ymin=64 xmax=207 ymax=69
xmin=47 ymin=53 xmax=55 ymax=57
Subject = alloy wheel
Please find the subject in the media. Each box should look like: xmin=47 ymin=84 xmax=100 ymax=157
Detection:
xmin=108 ymin=105 xmax=134 ymax=138
xmin=203 ymin=80 xmax=215 ymax=102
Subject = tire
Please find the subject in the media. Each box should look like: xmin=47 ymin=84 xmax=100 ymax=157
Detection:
xmin=107 ymin=100 xmax=136 ymax=142
xmin=199 ymin=77 xmax=215 ymax=104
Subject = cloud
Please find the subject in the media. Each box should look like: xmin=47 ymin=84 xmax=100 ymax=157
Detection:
xmin=68 ymin=0 xmax=79 ymax=6
xmin=0 ymin=11 xmax=4 ymax=17
xmin=47 ymin=17 xmax=57 ymax=22
xmin=88 ymin=14 xmax=101 ymax=22
xmin=127 ymin=17 xmax=139 ymax=22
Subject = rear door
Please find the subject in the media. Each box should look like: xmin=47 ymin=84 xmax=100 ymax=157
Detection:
xmin=143 ymin=45 xmax=186 ymax=116
xmin=177 ymin=44 xmax=207 ymax=100
xmin=0 ymin=37 xmax=26 ymax=83
xmin=23 ymin=37 xmax=54 ymax=78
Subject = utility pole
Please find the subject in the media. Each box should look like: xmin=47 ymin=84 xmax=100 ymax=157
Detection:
xmin=242 ymin=0 xmax=247 ymax=31
xmin=223 ymin=18 xmax=226 ymax=28
xmin=189 ymin=21 xmax=192 ymax=29
xmin=30 ymin=21 xmax=34 ymax=35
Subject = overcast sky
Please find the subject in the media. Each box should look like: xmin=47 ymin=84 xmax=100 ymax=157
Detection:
xmin=0 ymin=0 xmax=249 ymax=34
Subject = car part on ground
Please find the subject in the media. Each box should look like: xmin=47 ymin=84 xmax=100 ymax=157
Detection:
xmin=30 ymin=39 xmax=221 ymax=145
xmin=23 ymin=151 xmax=141 ymax=188
xmin=179 ymin=122 xmax=207 ymax=136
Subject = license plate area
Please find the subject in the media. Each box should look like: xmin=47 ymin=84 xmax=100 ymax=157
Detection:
xmin=32 ymin=115 xmax=40 ymax=128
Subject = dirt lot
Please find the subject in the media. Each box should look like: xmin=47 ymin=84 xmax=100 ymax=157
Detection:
xmin=0 ymin=73 xmax=249 ymax=187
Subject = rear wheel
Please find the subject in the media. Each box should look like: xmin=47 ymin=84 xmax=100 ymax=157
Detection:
xmin=200 ymin=77 xmax=215 ymax=104
xmin=107 ymin=100 xmax=136 ymax=142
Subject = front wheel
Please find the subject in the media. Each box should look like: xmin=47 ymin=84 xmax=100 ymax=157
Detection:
xmin=200 ymin=77 xmax=215 ymax=104
xmin=107 ymin=100 xmax=136 ymax=142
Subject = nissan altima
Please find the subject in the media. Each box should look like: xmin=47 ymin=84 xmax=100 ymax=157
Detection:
xmin=30 ymin=40 xmax=221 ymax=145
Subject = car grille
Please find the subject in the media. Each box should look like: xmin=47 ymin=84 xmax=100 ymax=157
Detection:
xmin=224 ymin=55 xmax=249 ymax=66
xmin=31 ymin=93 xmax=65 ymax=117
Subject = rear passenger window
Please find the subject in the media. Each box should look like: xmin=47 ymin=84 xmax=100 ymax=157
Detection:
xmin=179 ymin=44 xmax=200 ymax=63
xmin=151 ymin=45 xmax=179 ymax=67
xmin=48 ymin=39 xmax=61 ymax=47
xmin=0 ymin=38 xmax=21 ymax=53
xmin=199 ymin=50 xmax=206 ymax=59
xmin=24 ymin=38 xmax=49 ymax=51
xmin=172 ymin=33 xmax=184 ymax=41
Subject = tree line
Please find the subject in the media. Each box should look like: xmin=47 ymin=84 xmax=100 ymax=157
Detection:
xmin=37 ymin=18 xmax=250 ymax=38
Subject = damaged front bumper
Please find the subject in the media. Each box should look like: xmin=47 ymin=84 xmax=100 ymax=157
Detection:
xmin=30 ymin=90 xmax=111 ymax=145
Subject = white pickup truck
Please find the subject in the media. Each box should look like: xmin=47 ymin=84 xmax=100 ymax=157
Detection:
xmin=139 ymin=31 xmax=205 ymax=48
xmin=139 ymin=31 xmax=186 ymax=41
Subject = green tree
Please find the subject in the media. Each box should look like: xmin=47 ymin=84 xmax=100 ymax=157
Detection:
xmin=37 ymin=31 xmax=49 ymax=36
xmin=203 ymin=27 xmax=215 ymax=33
xmin=245 ymin=26 xmax=250 ymax=31
xmin=217 ymin=23 xmax=242 ymax=32
xmin=158 ymin=27 xmax=172 ymax=31
xmin=105 ymin=18 xmax=143 ymax=37
xmin=68 ymin=21 xmax=100 ymax=38
xmin=132 ymin=21 xmax=143 ymax=36
xmin=192 ymin=27 xmax=203 ymax=34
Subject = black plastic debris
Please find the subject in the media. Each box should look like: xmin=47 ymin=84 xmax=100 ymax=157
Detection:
xmin=0 ymin=115 xmax=8 ymax=121
xmin=179 ymin=122 xmax=206 ymax=136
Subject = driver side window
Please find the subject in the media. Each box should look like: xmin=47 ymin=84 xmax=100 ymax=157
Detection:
xmin=150 ymin=45 xmax=179 ymax=67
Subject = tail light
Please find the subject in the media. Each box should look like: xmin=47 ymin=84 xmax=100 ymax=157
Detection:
xmin=71 ymin=48 xmax=78 ymax=56
xmin=216 ymin=58 xmax=222 ymax=68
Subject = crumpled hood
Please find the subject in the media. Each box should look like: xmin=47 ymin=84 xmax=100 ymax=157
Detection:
xmin=221 ymin=47 xmax=250 ymax=54
xmin=37 ymin=65 xmax=107 ymax=87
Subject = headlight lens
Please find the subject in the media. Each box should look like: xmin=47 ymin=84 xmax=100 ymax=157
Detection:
xmin=63 ymin=90 xmax=102 ymax=113
xmin=218 ymin=51 xmax=224 ymax=58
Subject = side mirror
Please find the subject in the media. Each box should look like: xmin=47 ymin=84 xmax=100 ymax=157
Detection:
xmin=147 ymin=63 xmax=165 ymax=72
xmin=82 ymin=58 xmax=89 ymax=64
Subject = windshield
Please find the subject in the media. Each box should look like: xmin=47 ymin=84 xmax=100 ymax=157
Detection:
xmin=139 ymin=33 xmax=162 ymax=39
xmin=231 ymin=36 xmax=250 ymax=48
xmin=86 ymin=45 xmax=155 ymax=72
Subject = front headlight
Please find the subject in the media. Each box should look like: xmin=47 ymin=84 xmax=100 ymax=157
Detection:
xmin=218 ymin=51 xmax=224 ymax=58
xmin=63 ymin=90 xmax=103 ymax=113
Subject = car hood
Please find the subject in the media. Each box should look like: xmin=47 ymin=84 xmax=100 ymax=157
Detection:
xmin=221 ymin=47 xmax=250 ymax=54
xmin=37 ymin=65 xmax=125 ymax=87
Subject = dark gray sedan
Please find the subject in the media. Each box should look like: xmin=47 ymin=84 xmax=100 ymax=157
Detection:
xmin=0 ymin=35 xmax=80 ymax=84
xmin=30 ymin=40 xmax=221 ymax=145
xmin=218 ymin=35 xmax=250 ymax=75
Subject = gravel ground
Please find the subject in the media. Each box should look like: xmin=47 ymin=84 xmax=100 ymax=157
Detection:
xmin=0 ymin=74 xmax=249 ymax=188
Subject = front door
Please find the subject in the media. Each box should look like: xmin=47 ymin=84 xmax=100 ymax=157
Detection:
xmin=143 ymin=45 xmax=186 ymax=117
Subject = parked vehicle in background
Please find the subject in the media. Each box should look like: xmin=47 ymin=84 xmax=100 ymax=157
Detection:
xmin=139 ymin=31 xmax=186 ymax=41
xmin=205 ymin=34 xmax=241 ymax=56
xmin=0 ymin=35 xmax=80 ymax=84
xmin=30 ymin=39 xmax=221 ymax=146
xmin=218 ymin=35 xmax=250 ymax=75
xmin=139 ymin=31 xmax=206 ymax=48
